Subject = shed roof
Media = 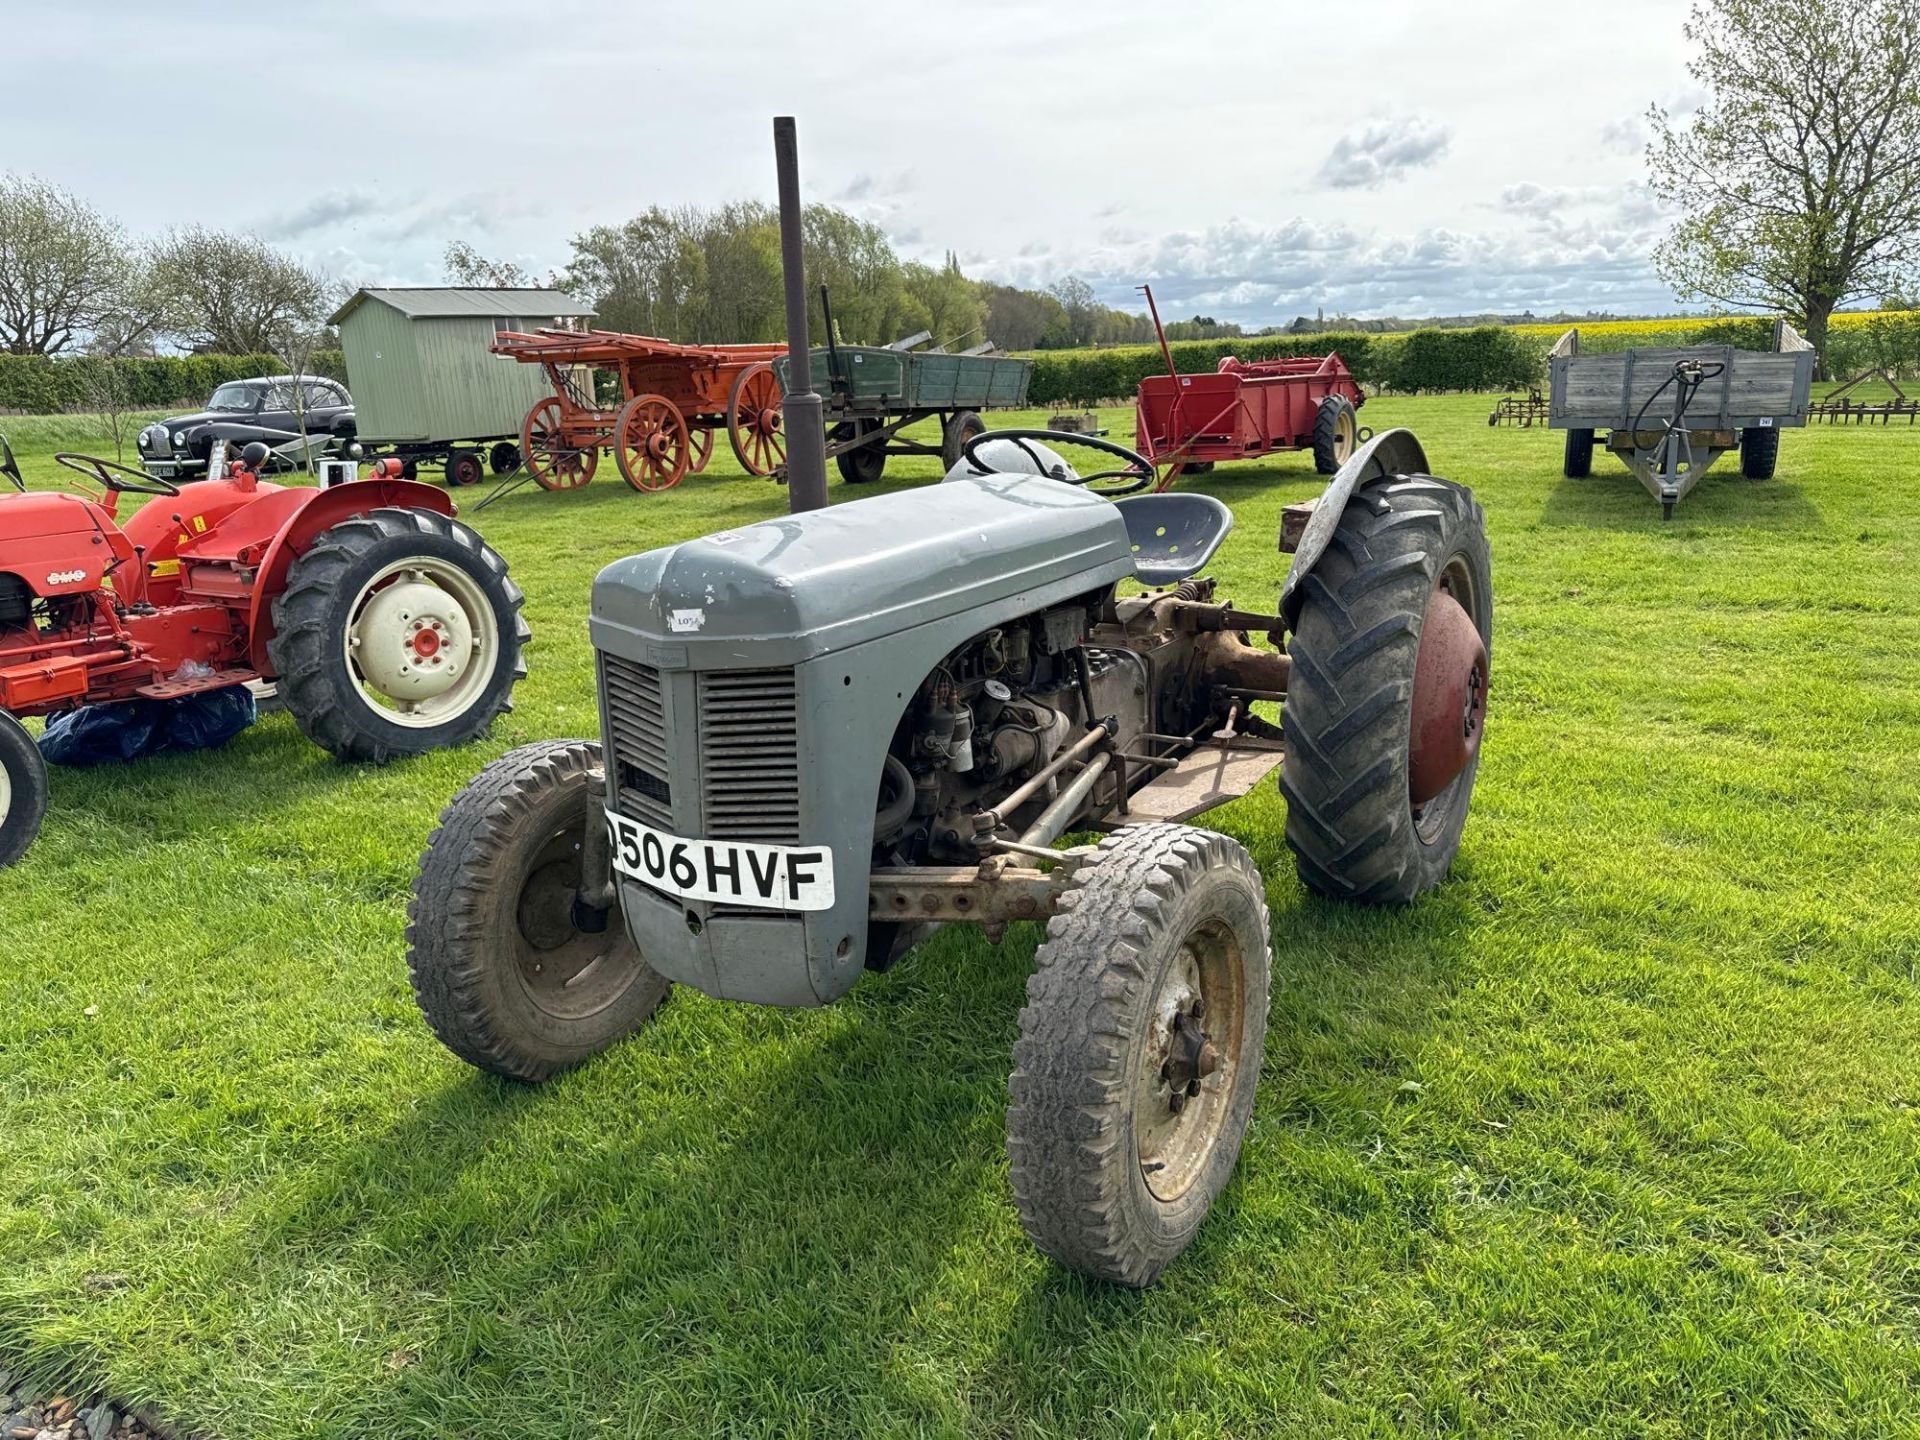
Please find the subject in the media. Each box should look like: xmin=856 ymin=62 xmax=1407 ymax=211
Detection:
xmin=329 ymin=287 xmax=595 ymax=325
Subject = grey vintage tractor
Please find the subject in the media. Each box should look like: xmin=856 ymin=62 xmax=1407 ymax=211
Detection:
xmin=406 ymin=426 xmax=1492 ymax=1286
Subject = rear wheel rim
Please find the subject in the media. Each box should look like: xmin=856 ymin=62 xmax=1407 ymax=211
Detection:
xmin=0 ymin=763 xmax=11 ymax=828
xmin=1410 ymin=555 xmax=1488 ymax=844
xmin=343 ymin=558 xmax=501 ymax=728
xmin=1133 ymin=916 xmax=1247 ymax=1203
xmin=1335 ymin=408 xmax=1357 ymax=463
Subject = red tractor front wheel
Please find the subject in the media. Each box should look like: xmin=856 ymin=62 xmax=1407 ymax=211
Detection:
xmin=0 ymin=708 xmax=48 ymax=868
xmin=1279 ymin=472 xmax=1491 ymax=903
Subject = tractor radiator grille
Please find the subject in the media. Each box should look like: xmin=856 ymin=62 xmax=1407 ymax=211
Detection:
xmin=601 ymin=653 xmax=673 ymax=829
xmin=698 ymin=668 xmax=801 ymax=843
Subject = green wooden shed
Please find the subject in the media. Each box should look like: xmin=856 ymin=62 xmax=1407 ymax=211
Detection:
xmin=329 ymin=287 xmax=595 ymax=446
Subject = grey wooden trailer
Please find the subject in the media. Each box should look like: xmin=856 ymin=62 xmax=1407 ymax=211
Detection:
xmin=1548 ymin=321 xmax=1816 ymax=518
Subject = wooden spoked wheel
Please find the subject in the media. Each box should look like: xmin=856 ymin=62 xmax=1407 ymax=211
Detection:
xmin=687 ymin=424 xmax=715 ymax=474
xmin=613 ymin=394 xmax=691 ymax=492
xmin=521 ymin=396 xmax=598 ymax=490
xmin=727 ymin=362 xmax=787 ymax=477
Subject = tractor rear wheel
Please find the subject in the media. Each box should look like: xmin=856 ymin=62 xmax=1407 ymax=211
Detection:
xmin=0 ymin=709 xmax=48 ymax=868
xmin=1563 ymin=428 xmax=1595 ymax=478
xmin=268 ymin=508 xmax=528 ymax=763
xmin=1281 ymin=472 xmax=1491 ymax=904
xmin=1007 ymin=823 xmax=1271 ymax=1287
xmin=408 ymin=740 xmax=669 ymax=1081
xmin=1312 ymin=395 xmax=1359 ymax=474
xmin=1740 ymin=425 xmax=1780 ymax=479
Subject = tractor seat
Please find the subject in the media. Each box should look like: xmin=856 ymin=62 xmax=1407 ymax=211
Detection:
xmin=1112 ymin=492 xmax=1235 ymax=587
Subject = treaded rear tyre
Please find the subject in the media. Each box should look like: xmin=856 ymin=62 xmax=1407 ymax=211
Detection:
xmin=1007 ymin=823 xmax=1271 ymax=1287
xmin=1740 ymin=425 xmax=1780 ymax=479
xmin=1281 ymin=472 xmax=1492 ymax=904
xmin=1563 ymin=428 xmax=1594 ymax=478
xmin=1312 ymin=395 xmax=1358 ymax=474
xmin=407 ymin=740 xmax=669 ymax=1081
xmin=0 ymin=709 xmax=48 ymax=868
xmin=267 ymin=507 xmax=528 ymax=763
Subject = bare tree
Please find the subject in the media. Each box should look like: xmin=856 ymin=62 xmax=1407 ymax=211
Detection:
xmin=444 ymin=240 xmax=542 ymax=288
xmin=1648 ymin=0 xmax=1920 ymax=365
xmin=148 ymin=227 xmax=329 ymax=354
xmin=0 ymin=173 xmax=135 ymax=355
xmin=76 ymin=360 xmax=140 ymax=462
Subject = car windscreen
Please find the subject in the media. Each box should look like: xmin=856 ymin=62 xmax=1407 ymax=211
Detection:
xmin=208 ymin=383 xmax=263 ymax=411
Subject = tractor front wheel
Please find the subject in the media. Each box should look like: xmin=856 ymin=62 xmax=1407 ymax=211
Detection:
xmin=268 ymin=508 xmax=529 ymax=763
xmin=1281 ymin=472 xmax=1491 ymax=903
xmin=0 ymin=709 xmax=48 ymax=868
xmin=408 ymin=740 xmax=669 ymax=1081
xmin=1007 ymin=823 xmax=1271 ymax=1287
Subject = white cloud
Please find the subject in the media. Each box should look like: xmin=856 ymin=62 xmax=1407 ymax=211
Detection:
xmin=1316 ymin=117 xmax=1453 ymax=190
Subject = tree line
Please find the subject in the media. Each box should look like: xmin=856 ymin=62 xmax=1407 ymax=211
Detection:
xmin=448 ymin=204 xmax=1243 ymax=352
xmin=0 ymin=173 xmax=333 ymax=359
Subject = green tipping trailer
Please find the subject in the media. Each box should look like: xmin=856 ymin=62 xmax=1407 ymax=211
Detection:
xmin=774 ymin=333 xmax=1032 ymax=485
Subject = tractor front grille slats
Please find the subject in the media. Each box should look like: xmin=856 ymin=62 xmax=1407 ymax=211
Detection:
xmin=601 ymin=653 xmax=673 ymax=828
xmin=699 ymin=669 xmax=801 ymax=843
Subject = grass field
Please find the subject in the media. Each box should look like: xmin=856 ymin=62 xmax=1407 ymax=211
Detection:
xmin=1 ymin=396 xmax=1917 ymax=1438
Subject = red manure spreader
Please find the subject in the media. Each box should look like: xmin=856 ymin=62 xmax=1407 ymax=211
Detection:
xmin=1133 ymin=285 xmax=1367 ymax=488
xmin=0 ymin=439 xmax=528 ymax=866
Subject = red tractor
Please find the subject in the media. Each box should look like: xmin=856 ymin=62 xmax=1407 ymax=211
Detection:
xmin=0 ymin=438 xmax=529 ymax=866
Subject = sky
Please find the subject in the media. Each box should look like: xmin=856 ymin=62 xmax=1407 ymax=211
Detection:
xmin=5 ymin=0 xmax=1708 ymax=328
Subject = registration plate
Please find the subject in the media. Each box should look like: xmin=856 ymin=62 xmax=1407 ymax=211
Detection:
xmin=604 ymin=808 xmax=835 ymax=913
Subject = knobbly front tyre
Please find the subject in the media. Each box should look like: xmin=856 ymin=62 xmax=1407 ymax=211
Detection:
xmin=267 ymin=507 xmax=528 ymax=763
xmin=1280 ymin=471 xmax=1492 ymax=904
xmin=0 ymin=709 xmax=48 ymax=868
xmin=1006 ymin=823 xmax=1272 ymax=1287
xmin=407 ymin=740 xmax=670 ymax=1082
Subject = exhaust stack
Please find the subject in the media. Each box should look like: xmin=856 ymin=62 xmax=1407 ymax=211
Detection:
xmin=774 ymin=116 xmax=827 ymax=513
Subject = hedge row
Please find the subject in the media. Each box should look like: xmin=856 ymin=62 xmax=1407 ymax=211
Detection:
xmin=0 ymin=349 xmax=348 ymax=414
xmin=1024 ymin=326 xmax=1545 ymax=406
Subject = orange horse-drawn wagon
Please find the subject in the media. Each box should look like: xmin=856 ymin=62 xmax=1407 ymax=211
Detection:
xmin=491 ymin=329 xmax=791 ymax=493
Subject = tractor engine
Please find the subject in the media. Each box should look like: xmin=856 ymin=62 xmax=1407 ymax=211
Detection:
xmin=879 ymin=582 xmax=1285 ymax=865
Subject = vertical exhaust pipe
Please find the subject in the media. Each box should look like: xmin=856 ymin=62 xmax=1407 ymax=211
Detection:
xmin=774 ymin=116 xmax=828 ymax=513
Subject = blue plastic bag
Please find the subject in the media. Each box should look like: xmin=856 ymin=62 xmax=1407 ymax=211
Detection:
xmin=39 ymin=685 xmax=257 ymax=766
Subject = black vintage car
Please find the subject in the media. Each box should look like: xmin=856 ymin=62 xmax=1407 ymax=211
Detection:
xmin=137 ymin=375 xmax=356 ymax=478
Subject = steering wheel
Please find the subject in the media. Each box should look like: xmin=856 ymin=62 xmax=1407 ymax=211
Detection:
xmin=960 ymin=428 xmax=1157 ymax=496
xmin=54 ymin=451 xmax=181 ymax=498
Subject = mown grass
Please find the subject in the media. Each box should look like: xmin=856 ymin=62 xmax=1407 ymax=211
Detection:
xmin=1 ymin=399 xmax=1917 ymax=1438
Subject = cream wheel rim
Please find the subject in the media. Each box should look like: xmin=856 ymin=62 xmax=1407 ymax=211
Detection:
xmin=1335 ymin=408 xmax=1357 ymax=463
xmin=0 ymin=763 xmax=11 ymax=829
xmin=343 ymin=558 xmax=499 ymax=728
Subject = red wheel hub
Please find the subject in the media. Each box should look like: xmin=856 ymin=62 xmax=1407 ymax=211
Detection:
xmin=1408 ymin=583 xmax=1487 ymax=805
xmin=411 ymin=626 xmax=442 ymax=659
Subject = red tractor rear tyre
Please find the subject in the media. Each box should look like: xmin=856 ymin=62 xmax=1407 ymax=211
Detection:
xmin=1280 ymin=472 xmax=1491 ymax=903
xmin=267 ymin=508 xmax=529 ymax=763
xmin=0 ymin=709 xmax=48 ymax=868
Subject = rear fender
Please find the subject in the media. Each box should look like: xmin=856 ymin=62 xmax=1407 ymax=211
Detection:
xmin=243 ymin=479 xmax=456 ymax=673
xmin=1279 ymin=427 xmax=1430 ymax=630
